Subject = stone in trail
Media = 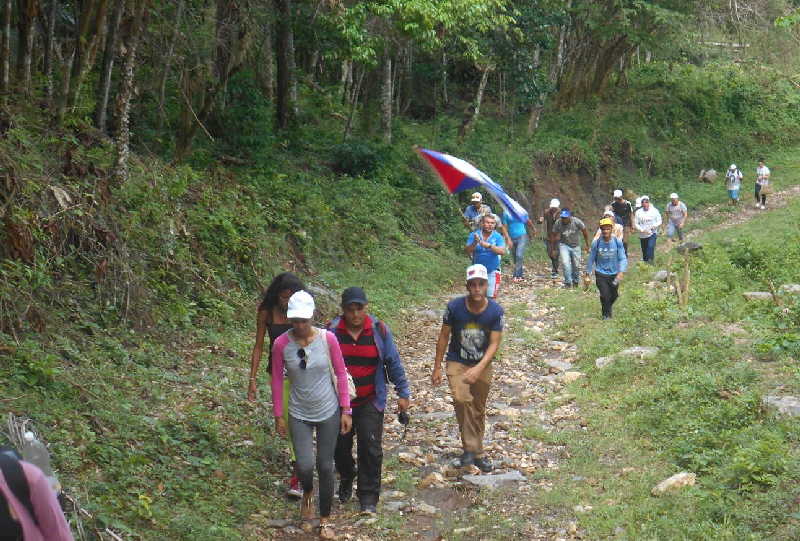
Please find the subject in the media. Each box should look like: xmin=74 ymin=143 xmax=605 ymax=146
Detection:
xmin=779 ymin=284 xmax=800 ymax=295
xmin=542 ymin=357 xmax=573 ymax=372
xmin=462 ymin=469 xmax=526 ymax=489
xmin=595 ymin=356 xmax=615 ymax=369
xmin=762 ymin=395 xmax=800 ymax=417
xmin=617 ymin=346 xmax=659 ymax=360
xmin=743 ymin=291 xmax=774 ymax=301
xmin=651 ymin=472 xmax=696 ymax=495
xmin=652 ymin=270 xmax=672 ymax=282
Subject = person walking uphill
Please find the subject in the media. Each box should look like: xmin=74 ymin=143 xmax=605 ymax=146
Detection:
xmin=610 ymin=189 xmax=634 ymax=254
xmin=271 ymin=291 xmax=352 ymax=533
xmin=587 ymin=218 xmax=628 ymax=319
xmin=551 ymin=209 xmax=590 ymax=288
xmin=432 ymin=264 xmax=504 ymax=473
xmin=726 ymin=164 xmax=742 ymax=205
xmin=463 ymin=192 xmax=492 ymax=230
xmin=248 ymin=272 xmax=305 ymax=498
xmin=466 ymin=214 xmax=506 ymax=298
xmin=539 ymin=199 xmax=561 ymax=279
xmin=501 ymin=209 xmax=535 ymax=282
xmin=328 ymin=287 xmax=411 ymax=515
xmin=664 ymin=193 xmax=687 ymax=242
xmin=634 ymin=196 xmax=662 ymax=264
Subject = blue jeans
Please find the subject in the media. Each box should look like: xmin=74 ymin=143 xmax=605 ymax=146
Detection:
xmin=640 ymin=234 xmax=657 ymax=264
xmin=511 ymin=235 xmax=528 ymax=278
xmin=559 ymin=244 xmax=582 ymax=285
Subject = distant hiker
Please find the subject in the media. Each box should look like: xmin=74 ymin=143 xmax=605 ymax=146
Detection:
xmin=431 ymin=264 xmax=504 ymax=473
xmin=501 ymin=210 xmax=535 ymax=282
xmin=634 ymin=196 xmax=643 ymax=213
xmin=329 ymin=287 xmax=411 ymax=515
xmin=664 ymin=193 xmax=687 ymax=242
xmin=466 ymin=214 xmax=506 ymax=298
xmin=634 ymin=195 xmax=662 ymax=264
xmin=463 ymin=192 xmax=492 ymax=230
xmin=0 ymin=450 xmax=74 ymax=541
xmin=610 ymin=189 xmax=634 ymax=253
xmin=551 ymin=209 xmax=590 ymax=289
xmin=756 ymin=159 xmax=771 ymax=209
xmin=248 ymin=272 xmax=306 ymax=498
xmin=271 ymin=291 xmax=353 ymax=529
xmin=593 ymin=210 xmax=624 ymax=242
xmin=587 ymin=218 xmax=628 ymax=319
xmin=538 ymin=199 xmax=561 ymax=279
xmin=726 ymin=164 xmax=743 ymax=205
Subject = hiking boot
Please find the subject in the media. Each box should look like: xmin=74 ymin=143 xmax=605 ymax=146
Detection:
xmin=551 ymin=272 xmax=559 ymax=279
xmin=360 ymin=503 xmax=377 ymax=515
xmin=473 ymin=456 xmax=494 ymax=473
xmin=300 ymin=493 xmax=315 ymax=521
xmin=287 ymin=475 xmax=303 ymax=499
xmin=457 ymin=451 xmax=475 ymax=467
xmin=338 ymin=478 xmax=353 ymax=503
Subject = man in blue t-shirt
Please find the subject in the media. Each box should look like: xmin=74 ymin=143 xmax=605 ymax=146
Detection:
xmin=431 ymin=264 xmax=504 ymax=473
xmin=501 ymin=210 xmax=535 ymax=282
xmin=466 ymin=214 xmax=506 ymax=298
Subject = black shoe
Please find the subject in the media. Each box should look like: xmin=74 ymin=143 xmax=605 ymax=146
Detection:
xmin=457 ymin=451 xmax=475 ymax=467
xmin=473 ymin=456 xmax=494 ymax=472
xmin=360 ymin=503 xmax=377 ymax=515
xmin=338 ymin=478 xmax=353 ymax=503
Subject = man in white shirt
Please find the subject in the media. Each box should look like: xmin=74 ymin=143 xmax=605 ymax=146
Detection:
xmin=755 ymin=159 xmax=771 ymax=210
xmin=664 ymin=193 xmax=687 ymax=242
xmin=634 ymin=195 xmax=662 ymax=264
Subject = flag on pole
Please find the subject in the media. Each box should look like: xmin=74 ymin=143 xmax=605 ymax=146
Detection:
xmin=415 ymin=147 xmax=529 ymax=223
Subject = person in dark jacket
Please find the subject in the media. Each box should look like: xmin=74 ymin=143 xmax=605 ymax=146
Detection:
xmin=329 ymin=287 xmax=411 ymax=514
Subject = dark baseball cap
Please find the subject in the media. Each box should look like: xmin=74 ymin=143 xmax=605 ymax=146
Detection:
xmin=341 ymin=287 xmax=368 ymax=306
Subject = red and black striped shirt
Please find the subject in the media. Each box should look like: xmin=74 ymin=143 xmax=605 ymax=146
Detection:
xmin=335 ymin=316 xmax=379 ymax=407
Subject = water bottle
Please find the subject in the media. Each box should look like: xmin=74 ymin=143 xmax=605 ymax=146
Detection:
xmin=21 ymin=431 xmax=61 ymax=493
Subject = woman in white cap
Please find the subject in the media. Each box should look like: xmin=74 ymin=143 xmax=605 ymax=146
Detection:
xmin=538 ymin=198 xmax=561 ymax=279
xmin=664 ymin=193 xmax=687 ymax=242
xmin=634 ymin=195 xmax=662 ymax=264
xmin=271 ymin=291 xmax=352 ymax=531
xmin=726 ymin=164 xmax=742 ymax=205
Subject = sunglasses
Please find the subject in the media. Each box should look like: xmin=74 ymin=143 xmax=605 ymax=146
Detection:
xmin=298 ymin=348 xmax=306 ymax=370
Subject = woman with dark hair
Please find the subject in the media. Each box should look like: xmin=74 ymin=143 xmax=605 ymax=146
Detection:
xmin=248 ymin=271 xmax=305 ymax=498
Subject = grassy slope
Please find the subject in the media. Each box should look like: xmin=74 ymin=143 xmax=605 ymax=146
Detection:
xmin=528 ymin=155 xmax=800 ymax=540
xmin=1 ymin=60 xmax=799 ymax=539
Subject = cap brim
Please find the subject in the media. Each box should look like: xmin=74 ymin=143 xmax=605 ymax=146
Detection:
xmin=343 ymin=297 xmax=368 ymax=306
xmin=286 ymin=309 xmax=313 ymax=319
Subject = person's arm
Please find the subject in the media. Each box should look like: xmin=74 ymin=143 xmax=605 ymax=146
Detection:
xmin=23 ymin=463 xmax=75 ymax=541
xmin=381 ymin=325 xmax=411 ymax=411
xmin=500 ymin=223 xmax=513 ymax=249
xmin=634 ymin=210 xmax=643 ymax=232
xmin=581 ymin=224 xmax=591 ymax=251
xmin=653 ymin=209 xmax=663 ymax=229
xmin=326 ymin=331 xmax=353 ymax=434
xmin=432 ymin=324 xmax=451 ymax=385
xmin=592 ymin=228 xmax=601 ymax=242
xmin=489 ymin=234 xmax=506 ymax=256
xmin=270 ymin=336 xmax=288 ymax=435
xmin=617 ymin=239 xmax=628 ymax=277
xmin=525 ymin=219 xmax=535 ymax=236
xmin=681 ymin=204 xmax=688 ymax=227
xmin=248 ymin=308 xmax=269 ymax=400
xmin=462 ymin=330 xmax=503 ymax=384
xmin=586 ymin=240 xmax=598 ymax=275
xmin=465 ymin=231 xmax=478 ymax=257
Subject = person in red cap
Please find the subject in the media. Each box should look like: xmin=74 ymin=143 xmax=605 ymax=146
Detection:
xmin=431 ymin=264 xmax=504 ymax=472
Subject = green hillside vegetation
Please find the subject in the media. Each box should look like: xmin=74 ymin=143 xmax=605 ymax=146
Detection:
xmin=2 ymin=0 xmax=800 ymax=538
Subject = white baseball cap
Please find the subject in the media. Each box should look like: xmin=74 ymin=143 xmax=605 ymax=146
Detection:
xmin=603 ymin=210 xmax=614 ymax=217
xmin=613 ymin=189 xmax=623 ymax=198
xmin=471 ymin=192 xmax=482 ymax=202
xmin=549 ymin=198 xmax=560 ymax=208
xmin=729 ymin=164 xmax=736 ymax=170
xmin=670 ymin=192 xmax=679 ymax=199
xmin=286 ymin=290 xmax=315 ymax=319
xmin=641 ymin=195 xmax=650 ymax=202
xmin=466 ymin=264 xmax=488 ymax=282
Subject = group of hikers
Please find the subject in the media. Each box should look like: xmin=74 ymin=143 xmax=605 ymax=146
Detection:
xmin=725 ymin=159 xmax=772 ymax=209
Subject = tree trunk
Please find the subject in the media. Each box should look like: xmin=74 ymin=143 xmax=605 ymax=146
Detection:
xmin=441 ymin=51 xmax=448 ymax=106
xmin=287 ymin=15 xmax=297 ymax=115
xmin=274 ymin=0 xmax=294 ymax=129
xmin=16 ymin=0 xmax=39 ymax=94
xmin=255 ymin=19 xmax=274 ymax=102
xmin=0 ymin=0 xmax=11 ymax=95
xmin=343 ymin=66 xmax=364 ymax=139
xmin=43 ymin=0 xmax=57 ymax=102
xmin=94 ymin=0 xmax=125 ymax=132
xmin=380 ymin=53 xmax=392 ymax=143
xmin=156 ymin=0 xmax=184 ymax=129
xmin=338 ymin=59 xmax=350 ymax=103
xmin=555 ymin=33 xmax=631 ymax=108
xmin=112 ymin=0 xmax=148 ymax=183
xmin=458 ymin=65 xmax=491 ymax=140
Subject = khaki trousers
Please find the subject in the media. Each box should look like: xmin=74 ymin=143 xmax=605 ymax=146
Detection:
xmin=446 ymin=361 xmax=493 ymax=457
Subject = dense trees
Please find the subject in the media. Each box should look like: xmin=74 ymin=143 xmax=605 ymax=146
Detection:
xmin=0 ymin=0 xmax=797 ymax=163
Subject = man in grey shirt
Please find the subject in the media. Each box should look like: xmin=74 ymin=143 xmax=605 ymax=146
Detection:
xmin=551 ymin=209 xmax=590 ymax=288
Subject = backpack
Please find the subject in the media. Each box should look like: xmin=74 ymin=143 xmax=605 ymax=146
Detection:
xmin=0 ymin=446 xmax=39 ymax=532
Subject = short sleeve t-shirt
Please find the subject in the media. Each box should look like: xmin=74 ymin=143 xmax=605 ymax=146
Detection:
xmin=466 ymin=230 xmax=504 ymax=273
xmin=443 ymin=297 xmax=504 ymax=365
xmin=666 ymin=201 xmax=687 ymax=222
xmin=756 ymin=166 xmax=770 ymax=186
xmin=552 ymin=217 xmax=586 ymax=247
xmin=502 ymin=211 xmax=527 ymax=239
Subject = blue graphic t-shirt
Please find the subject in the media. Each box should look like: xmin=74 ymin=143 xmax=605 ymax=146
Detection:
xmin=443 ymin=297 xmax=504 ymax=365
xmin=466 ymin=230 xmax=504 ymax=273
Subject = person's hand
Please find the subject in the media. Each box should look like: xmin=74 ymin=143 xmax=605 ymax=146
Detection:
xmin=615 ymin=273 xmax=624 ymax=283
xmin=431 ymin=366 xmax=442 ymax=386
xmin=537 ymin=216 xmax=544 ymax=224
xmin=398 ymin=398 xmax=410 ymax=412
xmin=340 ymin=414 xmax=353 ymax=435
xmin=247 ymin=381 xmax=257 ymax=402
xmin=462 ymin=366 xmax=482 ymax=385
xmin=506 ymin=240 xmax=513 ymax=250
xmin=275 ymin=417 xmax=287 ymax=437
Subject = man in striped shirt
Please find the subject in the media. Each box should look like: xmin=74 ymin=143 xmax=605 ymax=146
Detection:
xmin=330 ymin=287 xmax=411 ymax=514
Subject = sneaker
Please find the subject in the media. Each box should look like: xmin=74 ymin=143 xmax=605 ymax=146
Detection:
xmin=761 ymin=204 xmax=766 ymax=210
xmin=457 ymin=451 xmax=475 ymax=467
xmin=338 ymin=478 xmax=353 ymax=503
xmin=551 ymin=272 xmax=559 ymax=279
xmin=360 ymin=504 xmax=377 ymax=515
xmin=287 ymin=475 xmax=303 ymax=499
xmin=473 ymin=456 xmax=494 ymax=473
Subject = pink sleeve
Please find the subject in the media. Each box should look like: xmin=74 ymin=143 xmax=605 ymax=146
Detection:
xmin=270 ymin=334 xmax=289 ymax=417
xmin=326 ymin=331 xmax=350 ymax=410
xmin=23 ymin=462 xmax=74 ymax=541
